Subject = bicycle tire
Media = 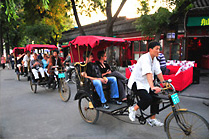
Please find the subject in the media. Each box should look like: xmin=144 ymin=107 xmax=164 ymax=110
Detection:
xmin=71 ymin=69 xmax=76 ymax=84
xmin=59 ymin=79 xmax=71 ymax=102
xmin=78 ymin=95 xmax=99 ymax=124
xmin=30 ymin=79 xmax=37 ymax=93
xmin=165 ymin=110 xmax=209 ymax=139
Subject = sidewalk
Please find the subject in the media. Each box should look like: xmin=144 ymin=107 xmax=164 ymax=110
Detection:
xmin=178 ymin=69 xmax=209 ymax=100
xmin=119 ymin=67 xmax=209 ymax=100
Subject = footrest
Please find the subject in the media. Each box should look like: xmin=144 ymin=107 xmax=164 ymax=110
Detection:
xmin=96 ymin=102 xmax=128 ymax=113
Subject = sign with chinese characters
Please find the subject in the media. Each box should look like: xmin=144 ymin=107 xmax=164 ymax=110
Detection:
xmin=171 ymin=93 xmax=180 ymax=105
xmin=187 ymin=16 xmax=209 ymax=27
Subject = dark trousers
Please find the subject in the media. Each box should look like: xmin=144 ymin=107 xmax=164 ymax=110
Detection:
xmin=24 ymin=67 xmax=28 ymax=75
xmin=109 ymin=71 xmax=127 ymax=99
xmin=132 ymin=82 xmax=160 ymax=115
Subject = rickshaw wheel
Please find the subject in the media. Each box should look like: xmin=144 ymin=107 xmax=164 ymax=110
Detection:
xmin=78 ymin=94 xmax=99 ymax=124
xmin=59 ymin=79 xmax=71 ymax=102
xmin=30 ymin=79 xmax=37 ymax=93
xmin=71 ymin=69 xmax=76 ymax=84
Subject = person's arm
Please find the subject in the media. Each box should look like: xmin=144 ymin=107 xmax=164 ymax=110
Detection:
xmin=81 ymin=72 xmax=107 ymax=84
xmin=146 ymin=73 xmax=161 ymax=93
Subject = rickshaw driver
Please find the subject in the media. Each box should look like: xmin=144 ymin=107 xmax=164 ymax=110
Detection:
xmin=81 ymin=51 xmax=122 ymax=109
xmin=47 ymin=50 xmax=64 ymax=88
xmin=30 ymin=53 xmax=45 ymax=83
xmin=128 ymin=41 xmax=165 ymax=127
xmin=22 ymin=51 xmax=30 ymax=76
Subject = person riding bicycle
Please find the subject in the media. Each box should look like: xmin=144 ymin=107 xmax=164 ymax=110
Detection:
xmin=128 ymin=41 xmax=165 ymax=126
xmin=81 ymin=51 xmax=122 ymax=109
xmin=30 ymin=53 xmax=45 ymax=83
xmin=47 ymin=49 xmax=64 ymax=88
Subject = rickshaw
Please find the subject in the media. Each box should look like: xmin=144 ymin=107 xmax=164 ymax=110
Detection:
xmin=69 ymin=36 xmax=209 ymax=139
xmin=12 ymin=47 xmax=27 ymax=81
xmin=26 ymin=44 xmax=71 ymax=102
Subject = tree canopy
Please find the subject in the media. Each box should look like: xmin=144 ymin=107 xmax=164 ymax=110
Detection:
xmin=134 ymin=0 xmax=195 ymax=41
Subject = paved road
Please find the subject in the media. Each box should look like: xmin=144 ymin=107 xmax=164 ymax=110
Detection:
xmin=0 ymin=69 xmax=209 ymax=139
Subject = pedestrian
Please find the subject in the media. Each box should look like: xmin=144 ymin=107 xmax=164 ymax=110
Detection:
xmin=1 ymin=54 xmax=6 ymax=69
xmin=157 ymin=53 xmax=167 ymax=75
xmin=10 ymin=53 xmax=15 ymax=69
xmin=6 ymin=54 xmax=11 ymax=69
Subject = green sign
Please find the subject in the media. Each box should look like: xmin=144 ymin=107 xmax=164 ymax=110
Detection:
xmin=187 ymin=16 xmax=209 ymax=27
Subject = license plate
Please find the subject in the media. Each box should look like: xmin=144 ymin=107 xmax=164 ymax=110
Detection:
xmin=58 ymin=73 xmax=65 ymax=78
xmin=171 ymin=93 xmax=180 ymax=105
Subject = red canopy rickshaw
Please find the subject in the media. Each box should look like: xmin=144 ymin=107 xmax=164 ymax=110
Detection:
xmin=25 ymin=44 xmax=57 ymax=52
xmin=68 ymin=35 xmax=130 ymax=63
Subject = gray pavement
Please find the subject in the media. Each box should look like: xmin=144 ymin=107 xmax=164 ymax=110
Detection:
xmin=0 ymin=68 xmax=209 ymax=139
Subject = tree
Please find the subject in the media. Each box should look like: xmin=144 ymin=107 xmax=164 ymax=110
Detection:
xmin=23 ymin=0 xmax=73 ymax=45
xmin=70 ymin=0 xmax=127 ymax=37
xmin=134 ymin=0 xmax=196 ymax=41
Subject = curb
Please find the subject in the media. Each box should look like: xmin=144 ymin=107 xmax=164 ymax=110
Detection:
xmin=179 ymin=94 xmax=209 ymax=100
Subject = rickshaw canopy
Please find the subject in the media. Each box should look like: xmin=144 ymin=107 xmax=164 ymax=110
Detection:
xmin=12 ymin=47 xmax=25 ymax=56
xmin=25 ymin=44 xmax=57 ymax=52
xmin=68 ymin=36 xmax=130 ymax=62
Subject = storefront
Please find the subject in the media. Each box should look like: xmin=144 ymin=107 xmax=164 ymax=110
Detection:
xmin=185 ymin=7 xmax=209 ymax=68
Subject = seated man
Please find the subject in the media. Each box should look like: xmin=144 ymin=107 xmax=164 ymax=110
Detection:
xmin=81 ymin=51 xmax=122 ymax=109
xmin=16 ymin=53 xmax=25 ymax=75
xmin=30 ymin=53 xmax=45 ymax=83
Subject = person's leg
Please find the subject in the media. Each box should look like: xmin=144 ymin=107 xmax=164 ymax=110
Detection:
xmin=24 ymin=67 xmax=28 ymax=76
xmin=110 ymin=71 xmax=127 ymax=80
xmin=38 ymin=67 xmax=45 ymax=78
xmin=92 ymin=80 xmax=107 ymax=104
xmin=149 ymin=90 xmax=160 ymax=116
xmin=32 ymin=69 xmax=39 ymax=79
xmin=106 ymin=77 xmax=119 ymax=99
xmin=12 ymin=62 xmax=14 ymax=69
xmin=117 ymin=78 xmax=126 ymax=100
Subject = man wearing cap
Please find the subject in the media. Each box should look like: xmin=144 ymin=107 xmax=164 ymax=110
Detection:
xmin=128 ymin=41 xmax=165 ymax=127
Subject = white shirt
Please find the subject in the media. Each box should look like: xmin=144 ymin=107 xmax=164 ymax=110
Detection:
xmin=128 ymin=52 xmax=161 ymax=92
xmin=23 ymin=55 xmax=30 ymax=67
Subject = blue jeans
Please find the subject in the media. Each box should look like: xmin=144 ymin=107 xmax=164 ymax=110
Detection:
xmin=92 ymin=77 xmax=119 ymax=103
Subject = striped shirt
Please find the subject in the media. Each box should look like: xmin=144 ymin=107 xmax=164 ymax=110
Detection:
xmin=157 ymin=53 xmax=166 ymax=68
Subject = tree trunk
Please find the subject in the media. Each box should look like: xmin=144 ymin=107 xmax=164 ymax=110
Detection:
xmin=71 ymin=0 xmax=86 ymax=36
xmin=105 ymin=0 xmax=127 ymax=37
xmin=0 ymin=20 xmax=3 ymax=56
xmin=154 ymin=31 xmax=161 ymax=42
xmin=6 ymin=32 xmax=10 ymax=57
xmin=105 ymin=0 xmax=127 ymax=65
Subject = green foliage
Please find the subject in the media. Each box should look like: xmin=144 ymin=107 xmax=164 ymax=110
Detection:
xmin=5 ymin=0 xmax=19 ymax=22
xmin=134 ymin=7 xmax=172 ymax=36
xmin=74 ymin=0 xmax=105 ymax=17
xmin=24 ymin=23 xmax=53 ymax=44
xmin=137 ymin=0 xmax=150 ymax=15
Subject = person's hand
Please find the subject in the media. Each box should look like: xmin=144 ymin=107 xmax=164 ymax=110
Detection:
xmin=81 ymin=72 xmax=87 ymax=77
xmin=107 ymin=69 xmax=111 ymax=74
xmin=98 ymin=78 xmax=107 ymax=84
xmin=35 ymin=62 xmax=39 ymax=65
xmin=151 ymin=86 xmax=161 ymax=94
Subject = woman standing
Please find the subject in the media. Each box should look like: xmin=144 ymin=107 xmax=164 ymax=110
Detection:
xmin=1 ymin=55 xmax=6 ymax=69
